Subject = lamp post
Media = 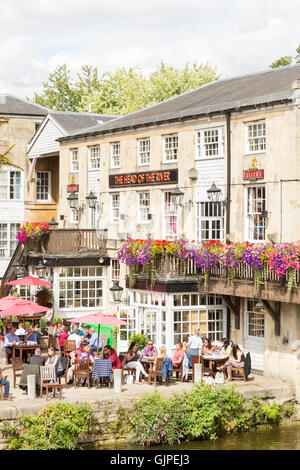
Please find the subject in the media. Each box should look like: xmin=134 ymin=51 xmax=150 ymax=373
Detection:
xmin=110 ymin=281 xmax=130 ymax=304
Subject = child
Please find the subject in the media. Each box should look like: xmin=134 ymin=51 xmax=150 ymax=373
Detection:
xmin=0 ymin=369 xmax=11 ymax=401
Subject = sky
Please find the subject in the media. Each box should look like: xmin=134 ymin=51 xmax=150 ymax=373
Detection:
xmin=0 ymin=0 xmax=299 ymax=100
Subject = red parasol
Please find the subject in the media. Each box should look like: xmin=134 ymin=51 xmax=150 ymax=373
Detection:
xmin=0 ymin=299 xmax=51 ymax=317
xmin=0 ymin=295 xmax=23 ymax=310
xmin=5 ymin=275 xmax=53 ymax=287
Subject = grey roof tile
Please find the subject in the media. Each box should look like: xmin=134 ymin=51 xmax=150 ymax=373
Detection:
xmin=0 ymin=94 xmax=48 ymax=116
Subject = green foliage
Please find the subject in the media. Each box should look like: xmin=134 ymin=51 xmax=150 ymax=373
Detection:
xmin=270 ymin=44 xmax=300 ymax=68
xmin=128 ymin=333 xmax=149 ymax=350
xmin=0 ymin=319 xmax=3 ymax=332
xmin=32 ymin=61 xmax=219 ymax=115
xmin=127 ymin=385 xmax=294 ymax=446
xmin=2 ymin=402 xmax=94 ymax=450
xmin=53 ymin=317 xmax=63 ymax=325
xmin=0 ymin=144 xmax=20 ymax=170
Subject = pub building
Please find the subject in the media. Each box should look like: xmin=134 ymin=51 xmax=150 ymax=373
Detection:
xmin=3 ymin=64 xmax=300 ymax=396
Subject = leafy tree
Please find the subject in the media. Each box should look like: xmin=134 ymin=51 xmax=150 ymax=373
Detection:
xmin=0 ymin=145 xmax=21 ymax=169
xmin=32 ymin=61 xmax=219 ymax=115
xmin=270 ymin=44 xmax=300 ymax=68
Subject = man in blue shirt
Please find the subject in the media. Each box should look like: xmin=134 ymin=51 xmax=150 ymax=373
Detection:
xmin=4 ymin=326 xmax=20 ymax=363
xmin=25 ymin=328 xmax=38 ymax=344
xmin=87 ymin=328 xmax=103 ymax=353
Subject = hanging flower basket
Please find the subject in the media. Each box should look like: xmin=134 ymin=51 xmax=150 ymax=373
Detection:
xmin=17 ymin=222 xmax=51 ymax=255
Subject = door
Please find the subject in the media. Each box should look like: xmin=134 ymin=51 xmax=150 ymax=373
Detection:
xmin=244 ymin=299 xmax=265 ymax=371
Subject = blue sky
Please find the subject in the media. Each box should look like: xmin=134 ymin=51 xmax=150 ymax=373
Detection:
xmin=0 ymin=0 xmax=299 ymax=99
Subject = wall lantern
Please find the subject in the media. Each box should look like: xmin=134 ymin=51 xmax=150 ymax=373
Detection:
xmin=170 ymin=187 xmax=184 ymax=207
xmin=67 ymin=192 xmax=79 ymax=210
xmin=36 ymin=258 xmax=46 ymax=277
xmin=48 ymin=217 xmax=59 ymax=229
xmin=207 ymin=182 xmax=222 ymax=202
xmin=86 ymin=190 xmax=97 ymax=210
xmin=110 ymin=281 xmax=130 ymax=304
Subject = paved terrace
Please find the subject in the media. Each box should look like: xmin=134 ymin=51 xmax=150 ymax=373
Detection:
xmin=0 ymin=362 xmax=296 ymax=420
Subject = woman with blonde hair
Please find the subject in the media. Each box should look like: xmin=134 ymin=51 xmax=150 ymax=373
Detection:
xmin=186 ymin=328 xmax=203 ymax=367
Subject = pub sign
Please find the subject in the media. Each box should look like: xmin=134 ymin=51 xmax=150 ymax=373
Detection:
xmin=109 ymin=169 xmax=178 ymax=188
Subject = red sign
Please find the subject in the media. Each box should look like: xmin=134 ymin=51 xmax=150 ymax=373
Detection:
xmin=67 ymin=184 xmax=79 ymax=192
xmin=109 ymin=169 xmax=178 ymax=188
xmin=243 ymin=169 xmax=264 ymax=180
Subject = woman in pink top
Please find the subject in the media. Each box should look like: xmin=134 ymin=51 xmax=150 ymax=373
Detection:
xmin=58 ymin=326 xmax=69 ymax=348
xmin=172 ymin=343 xmax=185 ymax=367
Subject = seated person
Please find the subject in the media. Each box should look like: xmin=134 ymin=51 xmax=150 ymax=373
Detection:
xmin=154 ymin=346 xmax=167 ymax=367
xmin=4 ymin=326 xmax=20 ymax=363
xmin=219 ymin=338 xmax=232 ymax=357
xmin=53 ymin=321 xmax=63 ymax=337
xmin=45 ymin=347 xmax=64 ymax=380
xmin=25 ymin=327 xmax=38 ymax=344
xmin=79 ymin=345 xmax=95 ymax=363
xmin=155 ymin=346 xmax=173 ymax=382
xmin=29 ymin=347 xmax=45 ymax=366
xmin=124 ymin=341 xmax=148 ymax=385
xmin=0 ymin=369 xmax=11 ymax=401
xmin=87 ymin=328 xmax=103 ymax=353
xmin=217 ymin=343 xmax=245 ymax=381
xmin=142 ymin=340 xmax=158 ymax=358
xmin=200 ymin=337 xmax=212 ymax=355
xmin=67 ymin=339 xmax=93 ymax=383
xmin=71 ymin=323 xmax=84 ymax=337
xmin=103 ymin=345 xmax=121 ymax=369
xmin=83 ymin=325 xmax=91 ymax=339
xmin=16 ymin=322 xmax=26 ymax=340
xmin=171 ymin=342 xmax=185 ymax=368
xmin=68 ymin=328 xmax=83 ymax=349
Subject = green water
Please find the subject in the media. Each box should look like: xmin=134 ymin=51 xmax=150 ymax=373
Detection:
xmin=94 ymin=422 xmax=300 ymax=450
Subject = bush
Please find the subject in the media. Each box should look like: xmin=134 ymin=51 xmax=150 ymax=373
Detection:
xmin=128 ymin=333 xmax=149 ymax=350
xmin=2 ymin=403 xmax=94 ymax=450
xmin=128 ymin=385 xmax=294 ymax=446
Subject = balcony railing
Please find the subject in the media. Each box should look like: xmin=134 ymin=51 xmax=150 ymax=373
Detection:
xmin=28 ymin=229 xmax=107 ymax=255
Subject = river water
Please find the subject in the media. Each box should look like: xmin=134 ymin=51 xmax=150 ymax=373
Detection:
xmin=95 ymin=422 xmax=300 ymax=451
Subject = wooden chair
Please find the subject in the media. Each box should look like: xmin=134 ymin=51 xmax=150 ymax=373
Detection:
xmin=48 ymin=335 xmax=61 ymax=353
xmin=12 ymin=357 xmax=23 ymax=388
xmin=63 ymin=340 xmax=76 ymax=357
xmin=148 ymin=357 xmax=169 ymax=386
xmin=172 ymin=360 xmax=183 ymax=382
xmin=231 ymin=352 xmax=251 ymax=382
xmin=40 ymin=366 xmax=62 ymax=400
xmin=74 ymin=359 xmax=92 ymax=388
xmin=100 ymin=334 xmax=108 ymax=348
xmin=119 ymin=353 xmax=135 ymax=384
xmin=200 ymin=356 xmax=214 ymax=377
xmin=58 ymin=357 xmax=69 ymax=386
xmin=0 ymin=384 xmax=4 ymax=400
xmin=190 ymin=354 xmax=201 ymax=382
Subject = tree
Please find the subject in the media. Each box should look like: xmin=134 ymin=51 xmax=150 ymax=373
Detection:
xmin=32 ymin=61 xmax=220 ymax=115
xmin=270 ymin=44 xmax=300 ymax=68
xmin=0 ymin=145 xmax=21 ymax=170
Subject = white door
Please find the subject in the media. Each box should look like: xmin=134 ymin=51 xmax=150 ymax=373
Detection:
xmin=244 ymin=299 xmax=265 ymax=371
xmin=117 ymin=306 xmax=137 ymax=354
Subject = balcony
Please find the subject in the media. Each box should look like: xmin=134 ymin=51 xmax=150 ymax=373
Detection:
xmin=129 ymin=254 xmax=300 ymax=305
xmin=27 ymin=229 xmax=107 ymax=255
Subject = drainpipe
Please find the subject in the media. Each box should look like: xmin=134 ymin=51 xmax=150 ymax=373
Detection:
xmin=225 ymin=111 xmax=231 ymax=237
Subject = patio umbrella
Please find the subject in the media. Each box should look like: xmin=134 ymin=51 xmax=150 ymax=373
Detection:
xmin=5 ymin=275 xmax=53 ymax=287
xmin=0 ymin=295 xmax=23 ymax=310
xmin=0 ymin=299 xmax=51 ymax=317
xmin=67 ymin=312 xmax=129 ymax=355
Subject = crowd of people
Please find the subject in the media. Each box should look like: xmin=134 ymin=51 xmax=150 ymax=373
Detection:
xmin=0 ymin=320 xmax=247 ymax=400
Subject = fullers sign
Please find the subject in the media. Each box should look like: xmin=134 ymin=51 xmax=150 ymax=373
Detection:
xmin=109 ymin=169 xmax=178 ymax=188
xmin=243 ymin=169 xmax=264 ymax=181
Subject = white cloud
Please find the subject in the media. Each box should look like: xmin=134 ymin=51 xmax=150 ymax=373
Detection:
xmin=0 ymin=0 xmax=299 ymax=99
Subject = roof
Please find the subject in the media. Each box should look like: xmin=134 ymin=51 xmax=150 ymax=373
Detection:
xmin=0 ymin=94 xmax=49 ymax=117
xmin=59 ymin=63 xmax=300 ymax=141
xmin=49 ymin=111 xmax=117 ymax=134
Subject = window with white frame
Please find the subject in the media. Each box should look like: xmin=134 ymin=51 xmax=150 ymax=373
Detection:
xmin=138 ymin=138 xmax=150 ymax=165
xmin=172 ymin=293 xmax=224 ymax=345
xmin=110 ymin=142 xmax=120 ymax=168
xmin=0 ymin=223 xmax=20 ymax=258
xmin=88 ymin=145 xmax=101 ymax=170
xmin=246 ymin=299 xmax=265 ymax=338
xmin=196 ymin=202 xmax=224 ymax=242
xmin=58 ymin=266 xmax=105 ymax=309
xmin=246 ymin=120 xmax=266 ymax=153
xmin=196 ymin=127 xmax=224 ymax=159
xmin=111 ymin=193 xmax=120 ymax=222
xmin=138 ymin=191 xmax=150 ymax=223
xmin=0 ymin=170 xmax=23 ymax=200
xmin=246 ymin=185 xmax=266 ymax=241
xmin=163 ymin=134 xmax=178 ymax=163
xmin=111 ymin=259 xmax=120 ymax=284
xmin=70 ymin=148 xmax=79 ymax=172
xmin=163 ymin=191 xmax=178 ymax=238
xmin=36 ymin=171 xmax=50 ymax=202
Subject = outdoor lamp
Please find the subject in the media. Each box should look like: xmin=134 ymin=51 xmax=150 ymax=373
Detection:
xmin=48 ymin=217 xmax=59 ymax=229
xmin=170 ymin=187 xmax=184 ymax=207
xmin=67 ymin=192 xmax=79 ymax=210
xmin=110 ymin=281 xmax=123 ymax=303
xmin=36 ymin=259 xmax=46 ymax=277
xmin=207 ymin=182 xmax=222 ymax=202
xmin=12 ymin=259 xmax=23 ymax=271
xmin=86 ymin=190 xmax=97 ymax=209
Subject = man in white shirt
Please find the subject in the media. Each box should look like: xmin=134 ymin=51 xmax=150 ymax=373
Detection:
xmin=16 ymin=322 xmax=26 ymax=337
xmin=68 ymin=328 xmax=82 ymax=349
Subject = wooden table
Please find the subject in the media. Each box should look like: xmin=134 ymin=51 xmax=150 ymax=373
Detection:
xmin=141 ymin=357 xmax=155 ymax=384
xmin=202 ymin=354 xmax=228 ymax=371
xmin=13 ymin=344 xmax=40 ymax=361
